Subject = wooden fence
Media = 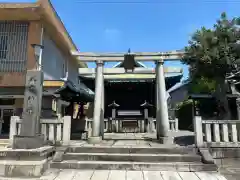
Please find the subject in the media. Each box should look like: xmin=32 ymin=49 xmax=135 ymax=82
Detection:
xmin=193 ymin=116 xmax=240 ymax=147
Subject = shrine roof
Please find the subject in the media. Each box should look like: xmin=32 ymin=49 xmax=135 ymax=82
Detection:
xmin=55 ymin=80 xmax=94 ymax=102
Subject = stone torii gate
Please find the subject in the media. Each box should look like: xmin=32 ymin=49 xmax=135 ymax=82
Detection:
xmin=71 ymin=50 xmax=185 ymax=144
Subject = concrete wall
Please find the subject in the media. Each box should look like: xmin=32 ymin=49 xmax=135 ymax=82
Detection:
xmin=42 ymin=32 xmax=79 ymax=85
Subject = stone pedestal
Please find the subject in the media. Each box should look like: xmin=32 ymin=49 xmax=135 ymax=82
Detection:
xmin=158 ymin=136 xmax=173 ymax=144
xmin=88 ymin=136 xmax=103 ymax=144
xmin=0 ymin=146 xmax=54 ymax=177
xmin=12 ymin=134 xmax=44 ymax=149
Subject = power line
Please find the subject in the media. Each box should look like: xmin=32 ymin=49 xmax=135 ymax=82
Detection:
xmin=74 ymin=0 xmax=240 ymax=3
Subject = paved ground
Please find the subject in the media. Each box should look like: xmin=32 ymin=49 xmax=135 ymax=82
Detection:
xmin=0 ymin=132 xmax=239 ymax=179
xmin=66 ymin=132 xmax=240 ymax=180
xmin=0 ymin=169 xmax=227 ymax=180
xmin=217 ymin=158 xmax=240 ymax=180
xmin=70 ymin=132 xmax=196 ymax=147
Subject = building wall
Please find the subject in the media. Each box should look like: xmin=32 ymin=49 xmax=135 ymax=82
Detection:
xmin=68 ymin=58 xmax=79 ymax=85
xmin=0 ymin=20 xmax=80 ymax=87
xmin=169 ymin=85 xmax=189 ymax=109
xmin=42 ymin=32 xmax=79 ymax=85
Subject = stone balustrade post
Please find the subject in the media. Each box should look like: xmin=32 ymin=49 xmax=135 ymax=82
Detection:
xmin=56 ymin=98 xmax=62 ymax=118
xmin=193 ymin=116 xmax=204 ymax=147
xmin=9 ymin=116 xmax=19 ymax=147
xmin=175 ymin=118 xmax=179 ymax=131
xmin=62 ymin=116 xmax=71 ymax=146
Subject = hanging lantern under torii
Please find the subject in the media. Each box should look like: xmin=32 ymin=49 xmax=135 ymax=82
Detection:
xmin=123 ymin=48 xmax=135 ymax=72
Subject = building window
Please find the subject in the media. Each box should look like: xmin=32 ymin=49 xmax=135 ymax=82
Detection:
xmin=0 ymin=35 xmax=8 ymax=59
xmin=0 ymin=21 xmax=29 ymax=72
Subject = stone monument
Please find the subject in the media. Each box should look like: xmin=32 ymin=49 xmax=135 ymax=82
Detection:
xmin=12 ymin=70 xmax=45 ymax=149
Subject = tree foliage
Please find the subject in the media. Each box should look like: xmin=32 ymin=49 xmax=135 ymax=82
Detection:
xmin=182 ymin=12 xmax=240 ymax=80
xmin=181 ymin=13 xmax=240 ymax=119
xmin=189 ymin=77 xmax=217 ymax=94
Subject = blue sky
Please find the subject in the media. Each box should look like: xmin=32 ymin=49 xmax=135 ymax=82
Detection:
xmin=2 ymin=0 xmax=239 ymax=79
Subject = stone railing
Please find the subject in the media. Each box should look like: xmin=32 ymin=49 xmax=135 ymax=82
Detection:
xmin=85 ymin=118 xmax=178 ymax=133
xmin=153 ymin=118 xmax=179 ymax=132
xmin=193 ymin=116 xmax=240 ymax=147
xmin=85 ymin=118 xmax=109 ymax=134
xmin=9 ymin=116 xmax=71 ymax=146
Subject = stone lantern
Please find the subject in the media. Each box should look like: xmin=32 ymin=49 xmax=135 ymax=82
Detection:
xmin=108 ymin=101 xmax=120 ymax=132
xmin=140 ymin=100 xmax=153 ymax=133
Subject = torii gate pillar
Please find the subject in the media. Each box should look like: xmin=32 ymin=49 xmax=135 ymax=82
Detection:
xmin=88 ymin=60 xmax=104 ymax=144
xmin=155 ymin=60 xmax=171 ymax=144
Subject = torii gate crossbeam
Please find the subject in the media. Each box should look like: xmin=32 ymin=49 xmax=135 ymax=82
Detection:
xmin=71 ymin=51 xmax=185 ymax=61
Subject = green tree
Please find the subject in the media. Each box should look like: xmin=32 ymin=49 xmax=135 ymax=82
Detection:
xmin=189 ymin=77 xmax=217 ymax=94
xmin=181 ymin=13 xmax=240 ymax=119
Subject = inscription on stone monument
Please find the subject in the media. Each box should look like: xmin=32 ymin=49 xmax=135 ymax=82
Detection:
xmin=20 ymin=70 xmax=43 ymax=137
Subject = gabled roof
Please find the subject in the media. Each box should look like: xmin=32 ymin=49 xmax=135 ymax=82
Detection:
xmin=55 ymin=79 xmax=94 ymax=102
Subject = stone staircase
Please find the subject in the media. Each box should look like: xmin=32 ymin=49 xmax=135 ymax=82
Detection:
xmin=50 ymin=145 xmax=218 ymax=171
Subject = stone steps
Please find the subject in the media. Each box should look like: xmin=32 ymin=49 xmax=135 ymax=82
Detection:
xmin=67 ymin=146 xmax=197 ymax=154
xmin=0 ymin=146 xmax=55 ymax=177
xmin=51 ymin=160 xmax=218 ymax=172
xmin=63 ymin=152 xmax=201 ymax=162
xmin=50 ymin=146 xmax=218 ymax=172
